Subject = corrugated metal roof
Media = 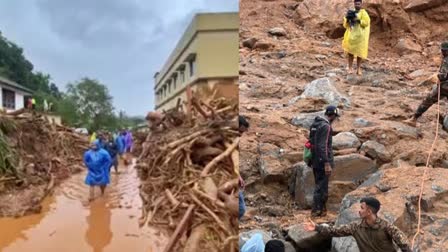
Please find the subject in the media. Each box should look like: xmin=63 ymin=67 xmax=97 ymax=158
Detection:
xmin=0 ymin=76 xmax=33 ymax=94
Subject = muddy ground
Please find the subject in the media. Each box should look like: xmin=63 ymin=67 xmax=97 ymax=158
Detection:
xmin=239 ymin=0 xmax=448 ymax=251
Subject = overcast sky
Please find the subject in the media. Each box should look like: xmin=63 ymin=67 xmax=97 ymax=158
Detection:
xmin=0 ymin=0 xmax=238 ymax=116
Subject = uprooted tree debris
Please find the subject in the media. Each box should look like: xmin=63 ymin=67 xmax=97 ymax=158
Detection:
xmin=0 ymin=110 xmax=88 ymax=217
xmin=136 ymin=93 xmax=239 ymax=252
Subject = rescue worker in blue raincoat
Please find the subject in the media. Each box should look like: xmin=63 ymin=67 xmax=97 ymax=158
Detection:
xmin=104 ymin=134 xmax=120 ymax=174
xmin=84 ymin=140 xmax=112 ymax=201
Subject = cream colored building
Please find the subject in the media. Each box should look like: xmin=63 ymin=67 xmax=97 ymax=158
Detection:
xmin=154 ymin=12 xmax=239 ymax=111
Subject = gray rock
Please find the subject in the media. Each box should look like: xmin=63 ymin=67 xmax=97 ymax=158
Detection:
xmin=443 ymin=115 xmax=448 ymax=131
xmin=268 ymin=27 xmax=287 ymax=36
xmin=360 ymin=141 xmax=392 ymax=162
xmin=332 ymin=154 xmax=377 ymax=182
xmin=281 ymin=240 xmax=296 ymax=252
xmin=299 ymin=78 xmax=351 ymax=107
xmin=333 ymin=132 xmax=361 ymax=150
xmin=258 ymin=143 xmax=289 ymax=184
xmin=287 ymin=224 xmax=332 ymax=250
xmin=395 ymin=38 xmax=422 ymax=56
xmin=290 ymin=111 xmax=324 ymax=129
xmin=294 ymin=155 xmax=376 ymax=208
xmin=409 ymin=69 xmax=426 ymax=79
xmin=243 ymin=37 xmax=258 ymax=49
xmin=353 ymin=118 xmax=373 ymax=128
xmin=239 ymin=230 xmax=272 ymax=249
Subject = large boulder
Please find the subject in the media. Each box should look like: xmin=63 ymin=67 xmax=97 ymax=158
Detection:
xmin=333 ymin=132 xmax=361 ymax=150
xmin=332 ymin=167 xmax=448 ymax=252
xmin=268 ymin=27 xmax=287 ymax=36
xmin=286 ymin=224 xmax=332 ymax=251
xmin=258 ymin=143 xmax=290 ymax=184
xmin=290 ymin=111 xmax=324 ymax=129
xmin=293 ymin=155 xmax=376 ymax=208
xmin=353 ymin=121 xmax=420 ymax=146
xmin=404 ymin=0 xmax=446 ymax=12
xmin=295 ymin=78 xmax=351 ymax=108
xmin=395 ymin=38 xmax=422 ymax=56
xmin=360 ymin=140 xmax=392 ymax=163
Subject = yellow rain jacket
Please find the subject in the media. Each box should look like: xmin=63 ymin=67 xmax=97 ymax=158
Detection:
xmin=342 ymin=9 xmax=370 ymax=59
xmin=89 ymin=132 xmax=97 ymax=143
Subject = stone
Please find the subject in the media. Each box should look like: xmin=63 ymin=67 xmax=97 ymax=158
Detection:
xmin=239 ymin=230 xmax=272 ymax=249
xmin=287 ymin=224 xmax=332 ymax=250
xmin=293 ymin=155 xmax=376 ymax=208
xmin=395 ymin=38 xmax=422 ymax=56
xmin=353 ymin=118 xmax=373 ymax=128
xmin=333 ymin=132 xmax=361 ymax=150
xmin=258 ymin=143 xmax=290 ymax=184
xmin=268 ymin=27 xmax=287 ymax=36
xmin=254 ymin=41 xmax=273 ymax=50
xmin=332 ymin=154 xmax=376 ymax=182
xmin=242 ymin=37 xmax=258 ymax=49
xmin=290 ymin=111 xmax=324 ymax=129
xmin=298 ymin=78 xmax=351 ymax=107
xmin=443 ymin=115 xmax=448 ymax=131
xmin=283 ymin=151 xmax=303 ymax=164
xmin=404 ymin=0 xmax=446 ymax=12
xmin=360 ymin=140 xmax=392 ymax=163
xmin=409 ymin=69 xmax=427 ymax=79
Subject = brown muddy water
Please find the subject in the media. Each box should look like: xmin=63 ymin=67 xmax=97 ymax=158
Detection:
xmin=0 ymin=162 xmax=168 ymax=252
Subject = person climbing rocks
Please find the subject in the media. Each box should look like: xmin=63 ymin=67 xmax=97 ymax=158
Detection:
xmin=342 ymin=0 xmax=370 ymax=75
xmin=104 ymin=134 xmax=119 ymax=174
xmin=304 ymin=197 xmax=411 ymax=252
xmin=405 ymin=41 xmax=448 ymax=127
xmin=309 ymin=105 xmax=339 ymax=217
xmin=84 ymin=140 xmax=112 ymax=201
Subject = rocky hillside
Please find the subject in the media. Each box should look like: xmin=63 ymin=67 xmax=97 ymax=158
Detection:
xmin=239 ymin=0 xmax=448 ymax=251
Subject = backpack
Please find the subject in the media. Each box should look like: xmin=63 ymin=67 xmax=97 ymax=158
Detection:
xmin=304 ymin=120 xmax=319 ymax=166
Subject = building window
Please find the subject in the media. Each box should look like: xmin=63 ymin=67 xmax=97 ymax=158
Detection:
xmin=2 ymin=89 xmax=15 ymax=109
xmin=180 ymin=71 xmax=185 ymax=83
xmin=189 ymin=59 xmax=196 ymax=77
xmin=167 ymin=81 xmax=171 ymax=94
xmin=173 ymin=75 xmax=177 ymax=90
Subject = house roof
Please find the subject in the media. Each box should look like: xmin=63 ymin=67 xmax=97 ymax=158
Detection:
xmin=0 ymin=76 xmax=33 ymax=95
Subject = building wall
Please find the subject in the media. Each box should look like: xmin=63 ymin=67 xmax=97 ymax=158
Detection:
xmin=15 ymin=92 xmax=25 ymax=110
xmin=196 ymin=31 xmax=239 ymax=79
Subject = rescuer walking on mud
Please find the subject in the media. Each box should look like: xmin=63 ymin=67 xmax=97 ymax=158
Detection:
xmin=343 ymin=0 xmax=370 ymax=75
xmin=104 ymin=134 xmax=120 ymax=174
xmin=405 ymin=42 xmax=448 ymax=126
xmin=309 ymin=105 xmax=339 ymax=217
xmin=84 ymin=140 xmax=112 ymax=201
xmin=304 ymin=197 xmax=412 ymax=252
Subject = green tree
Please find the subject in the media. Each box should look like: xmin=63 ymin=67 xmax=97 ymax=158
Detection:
xmin=66 ymin=78 xmax=115 ymax=132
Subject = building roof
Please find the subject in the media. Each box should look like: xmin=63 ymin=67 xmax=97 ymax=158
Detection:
xmin=0 ymin=76 xmax=33 ymax=95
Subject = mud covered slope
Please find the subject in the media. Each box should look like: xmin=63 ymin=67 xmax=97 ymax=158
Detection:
xmin=239 ymin=0 xmax=448 ymax=251
xmin=0 ymin=113 xmax=88 ymax=217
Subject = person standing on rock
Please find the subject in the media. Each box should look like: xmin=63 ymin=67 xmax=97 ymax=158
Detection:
xmin=309 ymin=105 xmax=339 ymax=217
xmin=238 ymin=115 xmax=250 ymax=220
xmin=342 ymin=0 xmax=370 ymax=75
xmin=405 ymin=42 xmax=448 ymax=126
xmin=84 ymin=140 xmax=112 ymax=201
xmin=304 ymin=197 xmax=412 ymax=252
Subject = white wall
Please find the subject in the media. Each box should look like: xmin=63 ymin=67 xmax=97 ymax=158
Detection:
xmin=15 ymin=92 xmax=25 ymax=110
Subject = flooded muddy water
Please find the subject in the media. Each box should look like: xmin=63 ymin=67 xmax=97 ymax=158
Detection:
xmin=0 ymin=162 xmax=168 ymax=252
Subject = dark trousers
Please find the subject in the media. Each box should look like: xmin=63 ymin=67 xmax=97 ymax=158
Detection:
xmin=416 ymin=83 xmax=448 ymax=118
xmin=312 ymin=162 xmax=329 ymax=212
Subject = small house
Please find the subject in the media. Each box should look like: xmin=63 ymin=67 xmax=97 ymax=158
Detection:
xmin=0 ymin=76 xmax=33 ymax=112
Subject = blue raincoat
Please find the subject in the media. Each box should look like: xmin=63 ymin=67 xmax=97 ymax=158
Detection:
xmin=241 ymin=233 xmax=265 ymax=252
xmin=84 ymin=140 xmax=112 ymax=186
xmin=115 ymin=135 xmax=126 ymax=154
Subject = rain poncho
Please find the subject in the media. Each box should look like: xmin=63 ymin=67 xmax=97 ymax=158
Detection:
xmin=84 ymin=140 xmax=112 ymax=186
xmin=342 ymin=9 xmax=370 ymax=59
xmin=115 ymin=135 xmax=126 ymax=154
xmin=89 ymin=132 xmax=97 ymax=144
xmin=241 ymin=233 xmax=265 ymax=252
xmin=124 ymin=131 xmax=133 ymax=152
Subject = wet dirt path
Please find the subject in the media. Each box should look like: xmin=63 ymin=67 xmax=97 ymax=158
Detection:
xmin=0 ymin=161 xmax=168 ymax=252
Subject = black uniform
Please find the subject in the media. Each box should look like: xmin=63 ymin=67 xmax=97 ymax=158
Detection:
xmin=309 ymin=116 xmax=334 ymax=212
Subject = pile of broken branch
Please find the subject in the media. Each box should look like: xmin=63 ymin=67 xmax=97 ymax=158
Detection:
xmin=136 ymin=94 xmax=240 ymax=252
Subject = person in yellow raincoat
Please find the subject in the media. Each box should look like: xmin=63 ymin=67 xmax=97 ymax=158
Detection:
xmin=89 ymin=132 xmax=97 ymax=144
xmin=342 ymin=0 xmax=370 ymax=75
